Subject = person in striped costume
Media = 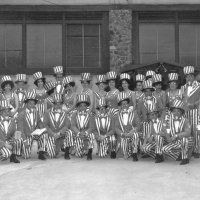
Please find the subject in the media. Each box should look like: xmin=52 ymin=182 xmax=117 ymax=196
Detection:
xmin=181 ymin=66 xmax=200 ymax=158
xmin=71 ymin=94 xmax=95 ymax=160
xmin=17 ymin=91 xmax=48 ymax=160
xmin=134 ymin=74 xmax=145 ymax=107
xmin=115 ymin=92 xmax=141 ymax=161
xmin=44 ymin=80 xmax=56 ymax=109
xmin=162 ymin=100 xmax=193 ymax=165
xmin=94 ymin=98 xmax=116 ymax=158
xmin=0 ymin=100 xmax=22 ymax=163
xmin=44 ymin=94 xmax=73 ymax=160
xmin=33 ymin=72 xmax=47 ymax=122
xmin=141 ymin=105 xmax=167 ymax=163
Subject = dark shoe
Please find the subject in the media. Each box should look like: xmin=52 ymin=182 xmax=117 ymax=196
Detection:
xmin=111 ymin=151 xmax=116 ymax=159
xmin=180 ymin=158 xmax=189 ymax=165
xmin=10 ymin=154 xmax=20 ymax=163
xmin=38 ymin=151 xmax=46 ymax=160
xmin=133 ymin=153 xmax=138 ymax=162
xmin=176 ymin=154 xmax=182 ymax=161
xmin=87 ymin=149 xmax=92 ymax=160
xmin=64 ymin=147 xmax=70 ymax=160
xmin=61 ymin=147 xmax=65 ymax=152
xmin=155 ymin=154 xmax=164 ymax=163
xmin=193 ymin=153 xmax=200 ymax=159
xmin=141 ymin=154 xmax=151 ymax=159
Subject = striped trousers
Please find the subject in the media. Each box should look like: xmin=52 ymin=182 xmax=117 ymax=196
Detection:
xmin=22 ymin=134 xmax=48 ymax=159
xmin=46 ymin=130 xmax=74 ymax=158
xmin=74 ymin=133 xmax=95 ymax=157
xmin=185 ymin=109 xmax=199 ymax=153
xmin=120 ymin=132 xmax=139 ymax=157
xmin=162 ymin=137 xmax=194 ymax=160
xmin=143 ymin=135 xmax=165 ymax=158
xmin=0 ymin=139 xmax=23 ymax=161
xmin=98 ymin=135 xmax=116 ymax=158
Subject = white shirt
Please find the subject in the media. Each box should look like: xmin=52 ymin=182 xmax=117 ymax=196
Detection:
xmin=29 ymin=112 xmax=34 ymax=127
xmin=101 ymin=118 xmax=106 ymax=129
xmin=174 ymin=121 xmax=180 ymax=133
xmin=3 ymin=121 xmax=9 ymax=134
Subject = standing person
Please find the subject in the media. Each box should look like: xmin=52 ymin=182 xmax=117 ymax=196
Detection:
xmin=94 ymin=98 xmax=116 ymax=158
xmin=33 ymin=72 xmax=47 ymax=122
xmin=134 ymin=74 xmax=145 ymax=106
xmin=152 ymin=74 xmax=166 ymax=108
xmin=94 ymin=75 xmax=107 ymax=103
xmin=0 ymin=76 xmax=19 ymax=117
xmin=106 ymin=71 xmax=119 ymax=109
xmin=71 ymin=94 xmax=95 ymax=160
xmin=162 ymin=100 xmax=193 ymax=165
xmin=17 ymin=91 xmax=48 ymax=160
xmin=53 ymin=66 xmax=65 ymax=94
xmin=119 ymin=73 xmax=136 ymax=110
xmin=44 ymin=94 xmax=73 ymax=160
xmin=63 ymin=76 xmax=77 ymax=118
xmin=80 ymin=73 xmax=94 ymax=113
xmin=182 ymin=66 xmax=200 ymax=158
xmin=44 ymin=81 xmax=56 ymax=109
xmin=115 ymin=92 xmax=141 ymax=161
xmin=0 ymin=100 xmax=22 ymax=163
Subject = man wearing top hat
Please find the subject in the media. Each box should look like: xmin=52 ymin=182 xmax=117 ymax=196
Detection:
xmin=94 ymin=98 xmax=116 ymax=158
xmin=71 ymin=94 xmax=95 ymax=160
xmin=181 ymin=66 xmax=200 ymax=158
xmin=0 ymin=100 xmax=22 ymax=163
xmin=115 ymin=92 xmax=141 ymax=161
xmin=44 ymin=94 xmax=73 ymax=160
xmin=17 ymin=91 xmax=48 ymax=160
xmin=162 ymin=100 xmax=193 ymax=165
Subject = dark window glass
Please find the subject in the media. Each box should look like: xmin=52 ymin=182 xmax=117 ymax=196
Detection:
xmin=0 ymin=24 xmax=22 ymax=68
xmin=27 ymin=24 xmax=62 ymax=68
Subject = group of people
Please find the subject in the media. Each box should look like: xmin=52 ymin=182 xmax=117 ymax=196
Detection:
xmin=0 ymin=65 xmax=200 ymax=165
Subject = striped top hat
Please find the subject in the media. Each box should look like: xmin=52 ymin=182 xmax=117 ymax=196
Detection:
xmin=168 ymin=73 xmax=178 ymax=82
xmin=76 ymin=94 xmax=90 ymax=107
xmin=24 ymin=91 xmax=37 ymax=104
xmin=44 ymin=81 xmax=56 ymax=92
xmin=183 ymin=66 xmax=195 ymax=75
xmin=0 ymin=100 xmax=12 ymax=111
xmin=96 ymin=98 xmax=107 ymax=108
xmin=33 ymin=72 xmax=46 ymax=85
xmin=142 ymin=80 xmax=155 ymax=91
xmin=120 ymin=73 xmax=131 ymax=81
xmin=96 ymin=75 xmax=106 ymax=85
xmin=53 ymin=66 xmax=63 ymax=75
xmin=152 ymin=74 xmax=162 ymax=85
xmin=52 ymin=93 xmax=63 ymax=104
xmin=80 ymin=73 xmax=91 ymax=82
xmin=170 ymin=99 xmax=185 ymax=113
xmin=63 ymin=76 xmax=75 ymax=86
xmin=106 ymin=71 xmax=117 ymax=80
xmin=146 ymin=70 xmax=156 ymax=77
xmin=136 ymin=74 xmax=145 ymax=82
xmin=1 ymin=76 xmax=14 ymax=90
xmin=15 ymin=74 xmax=27 ymax=84
xmin=117 ymin=92 xmax=130 ymax=105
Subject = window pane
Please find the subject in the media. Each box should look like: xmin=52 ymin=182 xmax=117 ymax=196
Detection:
xmin=0 ymin=24 xmax=22 ymax=68
xmin=139 ymin=23 xmax=175 ymax=64
xmin=27 ymin=24 xmax=62 ymax=68
xmin=179 ymin=24 xmax=200 ymax=66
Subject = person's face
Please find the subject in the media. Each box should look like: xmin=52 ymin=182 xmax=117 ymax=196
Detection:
xmin=78 ymin=102 xmax=87 ymax=112
xmin=98 ymin=83 xmax=106 ymax=91
xmin=108 ymin=80 xmax=116 ymax=89
xmin=65 ymin=84 xmax=72 ymax=92
xmin=54 ymin=102 xmax=62 ymax=110
xmin=136 ymin=82 xmax=143 ymax=91
xmin=27 ymin=100 xmax=36 ymax=110
xmin=144 ymin=89 xmax=153 ymax=97
xmin=186 ymin=74 xmax=195 ymax=84
xmin=98 ymin=106 xmax=106 ymax=115
xmin=122 ymin=80 xmax=129 ymax=90
xmin=37 ymin=79 xmax=44 ymax=88
xmin=172 ymin=108 xmax=182 ymax=118
xmin=56 ymin=74 xmax=63 ymax=82
xmin=154 ymin=83 xmax=162 ymax=91
xmin=81 ymin=80 xmax=89 ymax=89
xmin=169 ymin=81 xmax=177 ymax=90
xmin=1 ymin=108 xmax=11 ymax=118
xmin=149 ymin=112 xmax=158 ymax=121
xmin=16 ymin=82 xmax=25 ymax=89
xmin=4 ymin=84 xmax=12 ymax=92
xmin=120 ymin=100 xmax=129 ymax=110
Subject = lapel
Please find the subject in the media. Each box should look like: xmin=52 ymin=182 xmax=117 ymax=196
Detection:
xmin=95 ymin=115 xmax=110 ymax=135
xmin=170 ymin=115 xmax=185 ymax=136
xmin=76 ymin=111 xmax=89 ymax=130
xmin=25 ymin=109 xmax=37 ymax=130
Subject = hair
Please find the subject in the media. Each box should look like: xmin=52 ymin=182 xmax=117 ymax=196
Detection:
xmin=118 ymin=98 xmax=130 ymax=106
xmin=47 ymin=88 xmax=54 ymax=96
xmin=64 ymin=82 xmax=75 ymax=88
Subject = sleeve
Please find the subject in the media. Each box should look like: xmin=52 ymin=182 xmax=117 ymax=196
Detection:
xmin=114 ymin=115 xmax=122 ymax=136
xmin=137 ymin=100 xmax=147 ymax=122
xmin=60 ymin=115 xmax=71 ymax=135
xmin=17 ymin=112 xmax=26 ymax=139
xmin=132 ymin=111 xmax=142 ymax=132
xmin=71 ymin=112 xmax=80 ymax=136
xmin=179 ymin=119 xmax=191 ymax=138
xmin=107 ymin=118 xmax=115 ymax=136
xmin=43 ymin=112 xmax=54 ymax=137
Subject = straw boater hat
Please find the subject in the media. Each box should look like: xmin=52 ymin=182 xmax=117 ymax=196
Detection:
xmin=152 ymin=74 xmax=162 ymax=86
xmin=96 ymin=75 xmax=107 ymax=85
xmin=183 ymin=66 xmax=195 ymax=76
xmin=170 ymin=99 xmax=185 ymax=114
xmin=119 ymin=73 xmax=131 ymax=84
xmin=62 ymin=76 xmax=75 ymax=87
xmin=117 ymin=92 xmax=130 ymax=106
xmin=76 ymin=94 xmax=90 ymax=107
xmin=142 ymin=80 xmax=155 ymax=91
xmin=52 ymin=93 xmax=63 ymax=104
xmin=80 ymin=73 xmax=91 ymax=82
xmin=15 ymin=74 xmax=27 ymax=84
xmin=106 ymin=71 xmax=118 ymax=81
xmin=44 ymin=81 xmax=56 ymax=92
xmin=135 ymin=74 xmax=145 ymax=83
xmin=53 ymin=66 xmax=63 ymax=75
xmin=0 ymin=100 xmax=12 ymax=111
xmin=33 ymin=72 xmax=46 ymax=85
xmin=24 ymin=91 xmax=37 ymax=104
xmin=1 ymin=76 xmax=14 ymax=90
xmin=96 ymin=98 xmax=107 ymax=109
xmin=168 ymin=73 xmax=179 ymax=83
xmin=146 ymin=70 xmax=156 ymax=78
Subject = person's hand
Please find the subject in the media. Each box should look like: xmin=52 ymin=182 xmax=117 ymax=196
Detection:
xmin=5 ymin=142 xmax=12 ymax=150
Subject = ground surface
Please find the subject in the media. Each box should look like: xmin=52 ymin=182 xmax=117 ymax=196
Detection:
xmin=0 ymin=154 xmax=200 ymax=200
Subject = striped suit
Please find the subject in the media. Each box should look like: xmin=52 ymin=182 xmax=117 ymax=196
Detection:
xmin=17 ymin=108 xmax=48 ymax=159
xmin=44 ymin=108 xmax=73 ymax=158
xmin=15 ymin=88 xmax=27 ymax=114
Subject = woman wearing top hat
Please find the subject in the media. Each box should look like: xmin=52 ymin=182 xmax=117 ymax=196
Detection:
xmin=44 ymin=80 xmax=56 ymax=109
xmin=134 ymin=74 xmax=145 ymax=105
